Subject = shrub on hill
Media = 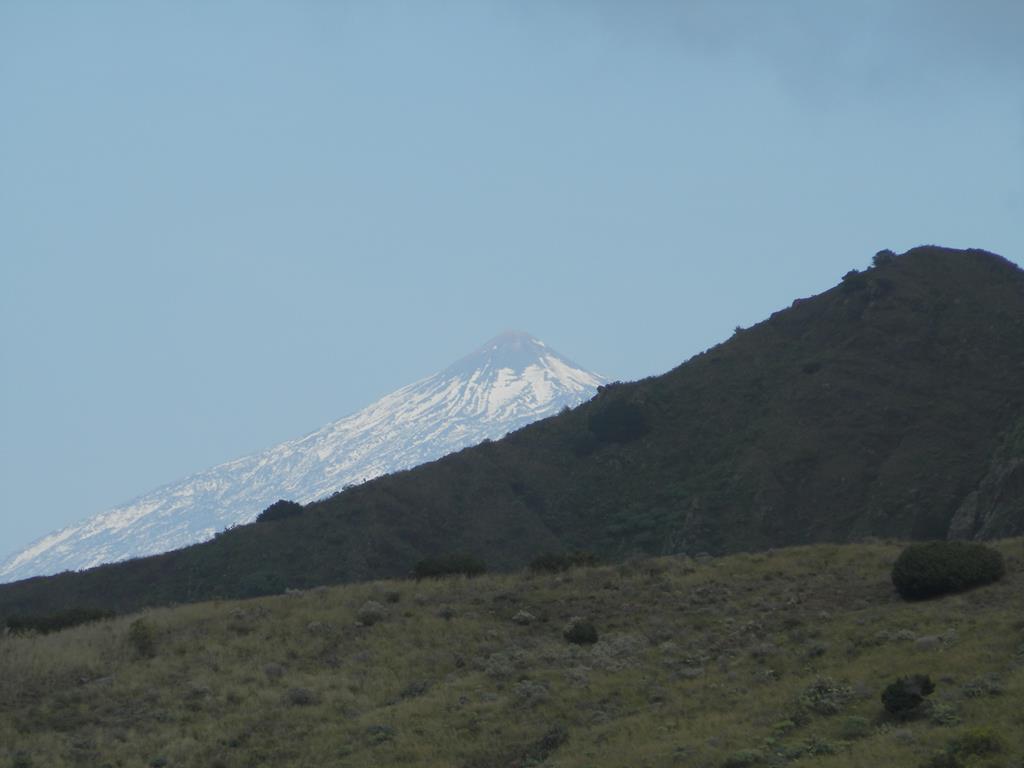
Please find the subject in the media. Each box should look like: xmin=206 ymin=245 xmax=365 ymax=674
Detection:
xmin=4 ymin=607 xmax=115 ymax=635
xmin=563 ymin=617 xmax=598 ymax=645
xmin=256 ymin=499 xmax=304 ymax=523
xmin=413 ymin=554 xmax=486 ymax=580
xmin=237 ymin=570 xmax=287 ymax=598
xmin=127 ymin=618 xmax=156 ymax=659
xmin=891 ymin=541 xmax=1005 ymax=600
xmin=529 ymin=551 xmax=599 ymax=574
xmin=882 ymin=674 xmax=934 ymax=719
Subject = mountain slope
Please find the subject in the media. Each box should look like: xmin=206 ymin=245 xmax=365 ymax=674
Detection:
xmin=2 ymin=246 xmax=1023 ymax=619
xmin=0 ymin=332 xmax=604 ymax=583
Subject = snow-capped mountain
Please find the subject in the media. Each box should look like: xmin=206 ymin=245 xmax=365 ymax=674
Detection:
xmin=0 ymin=332 xmax=605 ymax=583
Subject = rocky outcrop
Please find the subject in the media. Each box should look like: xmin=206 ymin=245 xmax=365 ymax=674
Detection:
xmin=949 ymin=457 xmax=1024 ymax=540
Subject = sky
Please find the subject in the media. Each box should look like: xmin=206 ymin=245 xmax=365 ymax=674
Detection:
xmin=2 ymin=1 xmax=1023 ymax=555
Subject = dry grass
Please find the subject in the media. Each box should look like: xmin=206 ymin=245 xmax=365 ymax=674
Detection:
xmin=1 ymin=539 xmax=1022 ymax=768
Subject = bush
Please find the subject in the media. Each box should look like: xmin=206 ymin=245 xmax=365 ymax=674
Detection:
xmin=921 ymin=727 xmax=1005 ymax=768
xmin=722 ymin=749 xmax=765 ymax=767
xmin=413 ymin=554 xmax=486 ymax=580
xmin=128 ymin=619 xmax=156 ymax=659
xmin=891 ymin=541 xmax=1005 ymax=600
xmin=4 ymin=608 xmax=115 ymax=635
xmin=838 ymin=715 xmax=872 ymax=739
xmin=798 ymin=677 xmax=854 ymax=715
xmin=882 ymin=674 xmax=934 ymax=718
xmin=563 ymin=617 xmax=598 ymax=645
xmin=947 ymin=727 xmax=1003 ymax=761
xmin=873 ymin=249 xmax=896 ymax=267
xmin=587 ymin=399 xmax=649 ymax=444
xmin=529 ymin=551 xmax=599 ymax=574
xmin=356 ymin=600 xmax=387 ymax=626
xmin=256 ymin=499 xmax=304 ymax=523
xmin=237 ymin=570 xmax=286 ymax=598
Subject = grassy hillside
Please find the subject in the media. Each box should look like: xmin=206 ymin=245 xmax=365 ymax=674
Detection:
xmin=2 ymin=246 xmax=1023 ymax=618
xmin=2 ymin=540 xmax=1022 ymax=767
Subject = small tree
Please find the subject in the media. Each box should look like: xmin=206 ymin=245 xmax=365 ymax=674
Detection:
xmin=881 ymin=674 xmax=934 ymax=718
xmin=257 ymin=499 xmax=304 ymax=523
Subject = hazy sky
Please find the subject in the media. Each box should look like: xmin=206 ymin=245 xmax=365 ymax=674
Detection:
xmin=2 ymin=1 xmax=1022 ymax=554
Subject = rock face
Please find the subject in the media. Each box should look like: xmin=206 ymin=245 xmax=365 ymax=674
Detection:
xmin=948 ymin=458 xmax=1024 ymax=540
xmin=0 ymin=331 xmax=605 ymax=583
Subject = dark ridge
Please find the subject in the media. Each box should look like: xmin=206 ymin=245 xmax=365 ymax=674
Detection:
xmin=2 ymin=246 xmax=1022 ymax=619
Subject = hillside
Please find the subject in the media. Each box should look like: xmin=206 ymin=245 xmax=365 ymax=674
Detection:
xmin=2 ymin=246 xmax=1023 ymax=618
xmin=0 ymin=331 xmax=604 ymax=583
xmin=1 ymin=540 xmax=1022 ymax=767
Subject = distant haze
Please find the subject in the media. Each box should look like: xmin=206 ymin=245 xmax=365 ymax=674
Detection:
xmin=1 ymin=1 xmax=1022 ymax=554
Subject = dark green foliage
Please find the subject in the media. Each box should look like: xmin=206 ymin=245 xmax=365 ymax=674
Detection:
xmin=528 ymin=550 xmax=599 ymax=574
xmin=256 ymin=499 xmax=304 ymax=523
xmin=798 ymin=677 xmax=854 ymax=715
xmin=587 ymin=398 xmax=649 ymax=443
xmin=4 ymin=607 xmax=115 ymax=635
xmin=563 ymin=619 xmax=598 ymax=645
xmin=722 ymin=749 xmax=765 ymax=767
xmin=947 ymin=727 xmax=1003 ymax=760
xmin=127 ymin=619 xmax=156 ymax=659
xmin=891 ymin=541 xmax=1005 ymax=600
xmin=462 ymin=725 xmax=568 ymax=768
xmin=920 ymin=727 xmax=1005 ymax=768
xmin=873 ymin=248 xmax=897 ymax=267
xmin=413 ymin=554 xmax=486 ymax=580
xmin=881 ymin=674 xmax=934 ymax=718
xmin=3 ymin=247 xmax=1024 ymax=620
xmin=838 ymin=716 xmax=872 ymax=740
xmin=237 ymin=570 xmax=286 ymax=598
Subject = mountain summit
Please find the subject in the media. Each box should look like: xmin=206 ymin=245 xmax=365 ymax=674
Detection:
xmin=0 ymin=332 xmax=605 ymax=583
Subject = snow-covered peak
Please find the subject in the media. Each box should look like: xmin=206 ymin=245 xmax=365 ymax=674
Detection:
xmin=0 ymin=332 xmax=606 ymax=583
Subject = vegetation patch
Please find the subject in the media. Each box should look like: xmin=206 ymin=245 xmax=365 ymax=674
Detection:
xmin=528 ymin=550 xmax=599 ymax=574
xmin=1 ymin=539 xmax=1021 ymax=768
xmin=891 ymin=541 xmax=1005 ymax=600
xmin=881 ymin=674 xmax=935 ymax=719
xmin=4 ymin=608 xmax=115 ymax=635
xmin=256 ymin=499 xmax=304 ymax=523
xmin=413 ymin=554 xmax=486 ymax=579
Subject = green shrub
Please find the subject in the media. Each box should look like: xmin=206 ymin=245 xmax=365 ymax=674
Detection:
xmin=256 ymin=499 xmax=304 ymax=523
xmin=722 ymin=749 xmax=765 ymax=767
xmin=891 ymin=541 xmax=1004 ymax=600
xmin=919 ymin=753 xmax=959 ymax=768
xmin=798 ymin=677 xmax=853 ymax=715
xmin=413 ymin=554 xmax=486 ymax=580
xmin=4 ymin=607 xmax=115 ymax=635
xmin=881 ymin=674 xmax=934 ymax=718
xmin=563 ymin=618 xmax=598 ymax=645
xmin=947 ymin=727 xmax=1003 ymax=760
xmin=529 ymin=551 xmax=599 ymax=574
xmin=237 ymin=570 xmax=286 ymax=598
xmin=921 ymin=727 xmax=1005 ymax=768
xmin=928 ymin=701 xmax=961 ymax=726
xmin=128 ymin=619 xmax=156 ymax=659
xmin=873 ymin=249 xmax=896 ymax=267
xmin=838 ymin=715 xmax=872 ymax=739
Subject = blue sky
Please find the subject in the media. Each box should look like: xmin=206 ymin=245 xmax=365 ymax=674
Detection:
xmin=2 ymin=1 xmax=1022 ymax=554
